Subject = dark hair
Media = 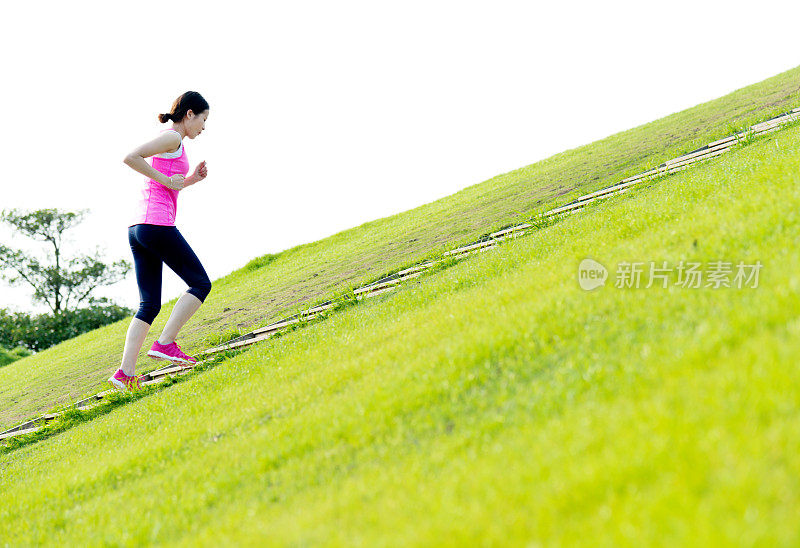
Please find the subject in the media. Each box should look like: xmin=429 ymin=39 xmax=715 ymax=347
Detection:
xmin=158 ymin=91 xmax=209 ymax=123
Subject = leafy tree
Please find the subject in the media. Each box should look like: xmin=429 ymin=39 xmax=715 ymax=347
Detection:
xmin=0 ymin=208 xmax=131 ymax=314
xmin=0 ymin=208 xmax=134 ymax=352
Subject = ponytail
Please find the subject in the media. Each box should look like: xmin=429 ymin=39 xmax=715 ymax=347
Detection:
xmin=157 ymin=91 xmax=210 ymax=124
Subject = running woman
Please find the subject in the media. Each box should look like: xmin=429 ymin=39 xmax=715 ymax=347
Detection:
xmin=109 ymin=91 xmax=212 ymax=391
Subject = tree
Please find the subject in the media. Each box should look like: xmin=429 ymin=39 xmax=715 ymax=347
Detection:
xmin=0 ymin=208 xmax=132 ymax=314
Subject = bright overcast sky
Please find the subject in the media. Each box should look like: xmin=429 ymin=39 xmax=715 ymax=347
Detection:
xmin=1 ymin=0 xmax=799 ymax=314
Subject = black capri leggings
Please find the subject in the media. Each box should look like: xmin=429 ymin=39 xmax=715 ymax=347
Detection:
xmin=128 ymin=224 xmax=212 ymax=325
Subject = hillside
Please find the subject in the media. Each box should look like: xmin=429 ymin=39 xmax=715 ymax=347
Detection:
xmin=1 ymin=66 xmax=798 ymax=431
xmin=2 ymin=105 xmax=800 ymax=543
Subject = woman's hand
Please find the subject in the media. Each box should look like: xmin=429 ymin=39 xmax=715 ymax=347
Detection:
xmin=191 ymin=161 xmax=208 ymax=183
xmin=166 ymin=174 xmax=186 ymax=190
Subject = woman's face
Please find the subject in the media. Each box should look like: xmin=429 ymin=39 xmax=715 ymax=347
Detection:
xmin=185 ymin=109 xmax=209 ymax=139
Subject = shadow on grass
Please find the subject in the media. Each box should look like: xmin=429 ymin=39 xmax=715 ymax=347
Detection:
xmin=0 ymin=350 xmax=241 ymax=455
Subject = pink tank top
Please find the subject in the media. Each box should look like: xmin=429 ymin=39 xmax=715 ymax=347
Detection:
xmin=129 ymin=129 xmax=190 ymax=227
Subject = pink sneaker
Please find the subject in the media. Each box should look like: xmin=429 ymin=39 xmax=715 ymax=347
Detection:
xmin=108 ymin=369 xmax=141 ymax=392
xmin=148 ymin=340 xmax=198 ymax=365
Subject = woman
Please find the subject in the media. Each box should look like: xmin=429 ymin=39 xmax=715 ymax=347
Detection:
xmin=109 ymin=91 xmax=211 ymax=391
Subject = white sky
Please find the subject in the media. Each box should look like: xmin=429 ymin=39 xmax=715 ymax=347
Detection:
xmin=1 ymin=0 xmax=799 ymax=314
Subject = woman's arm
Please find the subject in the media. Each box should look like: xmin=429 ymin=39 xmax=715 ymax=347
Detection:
xmin=123 ymin=132 xmax=185 ymax=189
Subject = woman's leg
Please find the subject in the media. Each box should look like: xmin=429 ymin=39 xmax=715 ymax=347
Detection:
xmin=123 ymin=225 xmax=164 ymax=374
xmin=120 ymin=317 xmax=150 ymax=375
xmin=152 ymin=227 xmax=212 ymax=344
xmin=157 ymin=292 xmax=203 ymax=345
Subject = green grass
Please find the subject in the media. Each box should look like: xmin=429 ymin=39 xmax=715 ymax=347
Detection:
xmin=1 ymin=107 xmax=799 ymax=544
xmin=0 ymin=346 xmax=30 ymax=368
xmin=1 ymin=66 xmax=799 ymax=430
xmin=0 ymin=351 xmax=239 ymax=454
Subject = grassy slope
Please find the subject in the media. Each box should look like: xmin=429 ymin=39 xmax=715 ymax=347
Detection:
xmin=1 ymin=118 xmax=799 ymax=544
xmin=0 ymin=66 xmax=798 ymax=431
